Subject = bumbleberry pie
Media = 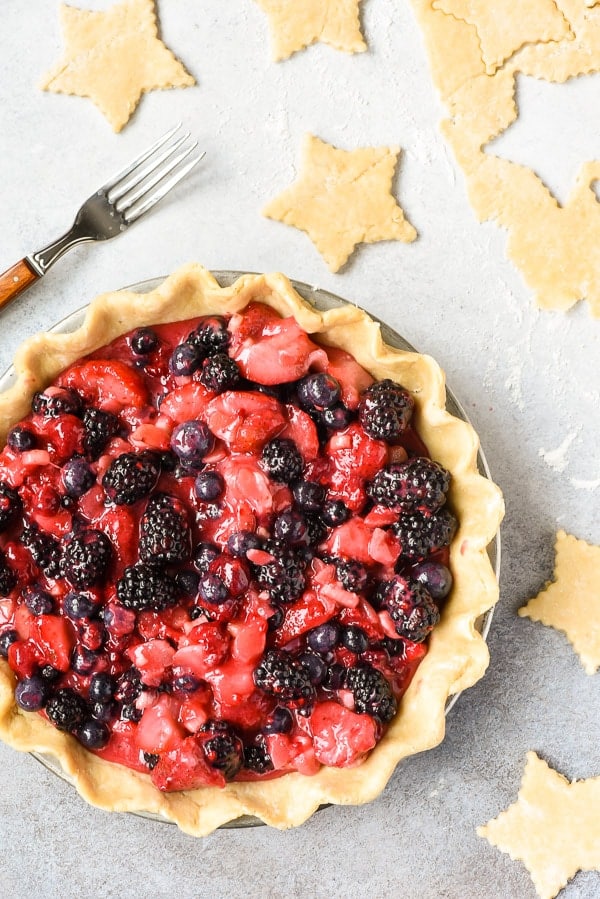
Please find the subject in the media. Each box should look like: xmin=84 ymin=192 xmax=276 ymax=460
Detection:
xmin=0 ymin=265 xmax=503 ymax=834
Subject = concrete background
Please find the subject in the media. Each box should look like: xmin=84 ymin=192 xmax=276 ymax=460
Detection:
xmin=0 ymin=2 xmax=599 ymax=897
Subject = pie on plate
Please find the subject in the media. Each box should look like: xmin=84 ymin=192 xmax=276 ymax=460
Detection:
xmin=0 ymin=264 xmax=504 ymax=835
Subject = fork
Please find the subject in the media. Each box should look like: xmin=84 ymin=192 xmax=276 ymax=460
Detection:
xmin=0 ymin=124 xmax=204 ymax=312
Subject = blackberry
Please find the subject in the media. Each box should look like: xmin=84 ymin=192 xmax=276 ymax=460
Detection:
xmin=199 ymin=353 xmax=240 ymax=393
xmin=0 ymin=482 xmax=22 ymax=532
xmin=143 ymin=752 xmax=160 ymax=770
xmin=381 ymin=574 xmax=440 ymax=642
xmin=32 ymin=387 xmax=82 ymax=419
xmin=21 ymin=524 xmax=62 ymax=577
xmin=261 ymin=438 xmax=303 ymax=484
xmin=0 ymin=551 xmax=16 ymax=596
xmin=254 ymin=543 xmax=305 ymax=604
xmin=7 ymin=426 xmax=36 ymax=452
xmin=139 ymin=493 xmax=191 ymax=565
xmin=83 ymin=407 xmax=120 ymax=460
xmin=201 ymin=720 xmax=243 ymax=780
xmin=243 ymin=738 xmax=273 ymax=774
xmin=117 ymin=564 xmax=179 ymax=611
xmin=392 ymin=508 xmax=457 ymax=561
xmin=61 ymin=529 xmax=112 ymax=588
xmin=335 ymin=559 xmax=368 ymax=593
xmin=102 ymin=451 xmax=160 ymax=505
xmin=253 ymin=649 xmax=314 ymax=708
xmin=358 ymin=379 xmax=414 ymax=441
xmin=121 ymin=703 xmax=142 ymax=722
xmin=114 ymin=668 xmax=143 ymax=704
xmin=344 ymin=664 xmax=397 ymax=723
xmin=188 ymin=316 xmax=230 ymax=355
xmin=367 ymin=458 xmax=450 ymax=512
xmin=46 ymin=687 xmax=88 ymax=732
xmin=304 ymin=513 xmax=327 ymax=548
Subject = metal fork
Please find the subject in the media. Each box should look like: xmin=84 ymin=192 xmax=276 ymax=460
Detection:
xmin=0 ymin=124 xmax=204 ymax=312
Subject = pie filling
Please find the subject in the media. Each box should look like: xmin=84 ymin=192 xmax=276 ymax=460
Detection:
xmin=0 ymin=302 xmax=456 ymax=792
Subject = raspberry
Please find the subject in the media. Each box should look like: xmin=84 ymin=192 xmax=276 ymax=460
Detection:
xmin=0 ymin=482 xmax=22 ymax=533
xmin=199 ymin=354 xmax=240 ymax=393
xmin=117 ymin=564 xmax=179 ymax=611
xmin=0 ymin=550 xmax=16 ymax=596
xmin=253 ymin=649 xmax=314 ymax=708
xmin=243 ymin=738 xmax=273 ymax=774
xmin=367 ymin=457 xmax=450 ymax=512
xmin=188 ymin=316 xmax=230 ymax=355
xmin=83 ymin=407 xmax=120 ymax=460
xmin=201 ymin=721 xmax=244 ymax=780
xmin=381 ymin=575 xmax=440 ymax=642
xmin=32 ymin=387 xmax=82 ymax=419
xmin=21 ymin=524 xmax=62 ymax=577
xmin=61 ymin=530 xmax=112 ymax=589
xmin=254 ymin=542 xmax=306 ymax=604
xmin=344 ymin=665 xmax=397 ymax=723
xmin=392 ymin=508 xmax=457 ymax=561
xmin=139 ymin=493 xmax=191 ymax=565
xmin=358 ymin=379 xmax=414 ymax=441
xmin=102 ymin=451 xmax=160 ymax=505
xmin=46 ymin=687 xmax=88 ymax=732
xmin=261 ymin=438 xmax=303 ymax=484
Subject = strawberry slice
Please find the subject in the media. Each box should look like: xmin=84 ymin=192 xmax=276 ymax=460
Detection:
xmin=281 ymin=405 xmax=319 ymax=462
xmin=127 ymin=639 xmax=176 ymax=687
xmin=338 ymin=602 xmax=385 ymax=642
xmin=58 ymin=359 xmax=149 ymax=413
xmin=159 ymin=382 xmax=213 ymax=424
xmin=204 ymin=391 xmax=286 ymax=453
xmin=310 ymin=701 xmax=377 ymax=766
xmin=135 ymin=695 xmax=185 ymax=753
xmin=29 ymin=615 xmax=75 ymax=672
xmin=314 ymin=346 xmax=374 ymax=410
xmin=324 ymin=519 xmax=373 ymax=564
xmin=273 ymin=590 xmax=337 ymax=647
xmin=325 ymin=424 xmax=387 ymax=512
xmin=174 ymin=624 xmax=230 ymax=676
xmin=7 ymin=640 xmax=39 ymax=678
xmin=151 ymin=734 xmax=226 ymax=791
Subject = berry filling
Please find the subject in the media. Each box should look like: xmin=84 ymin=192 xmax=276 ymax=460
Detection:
xmin=0 ymin=303 xmax=456 ymax=791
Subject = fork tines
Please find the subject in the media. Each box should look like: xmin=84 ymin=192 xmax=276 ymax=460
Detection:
xmin=105 ymin=123 xmax=204 ymax=223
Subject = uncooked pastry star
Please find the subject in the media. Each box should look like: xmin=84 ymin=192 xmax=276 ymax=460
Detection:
xmin=255 ymin=0 xmax=366 ymax=61
xmin=433 ymin=0 xmax=571 ymax=73
xmin=40 ymin=0 xmax=194 ymax=132
xmin=263 ymin=134 xmax=416 ymax=272
xmin=478 ymin=752 xmax=600 ymax=899
xmin=519 ymin=530 xmax=600 ymax=674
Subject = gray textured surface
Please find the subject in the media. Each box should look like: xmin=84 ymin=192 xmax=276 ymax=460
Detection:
xmin=1 ymin=2 xmax=599 ymax=897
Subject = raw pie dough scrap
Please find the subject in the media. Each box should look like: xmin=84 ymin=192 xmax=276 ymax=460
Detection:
xmin=263 ymin=134 xmax=417 ymax=272
xmin=519 ymin=529 xmax=600 ymax=675
xmin=255 ymin=0 xmax=366 ymax=61
xmin=40 ymin=0 xmax=194 ymax=132
xmin=478 ymin=752 xmax=600 ymax=899
xmin=408 ymin=0 xmax=600 ymax=315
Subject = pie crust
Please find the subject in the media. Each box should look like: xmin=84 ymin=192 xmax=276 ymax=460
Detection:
xmin=0 ymin=263 xmax=504 ymax=835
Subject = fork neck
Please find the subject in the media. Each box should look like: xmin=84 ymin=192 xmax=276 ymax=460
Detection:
xmin=27 ymin=225 xmax=93 ymax=275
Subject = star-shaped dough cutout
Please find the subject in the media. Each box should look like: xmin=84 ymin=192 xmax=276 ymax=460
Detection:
xmin=263 ymin=134 xmax=416 ymax=272
xmin=40 ymin=0 xmax=194 ymax=132
xmin=478 ymin=752 xmax=600 ymax=899
xmin=519 ymin=530 xmax=600 ymax=674
xmin=432 ymin=0 xmax=571 ymax=74
xmin=255 ymin=0 xmax=366 ymax=61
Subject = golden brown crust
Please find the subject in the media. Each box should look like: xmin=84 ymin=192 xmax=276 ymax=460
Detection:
xmin=0 ymin=264 xmax=504 ymax=835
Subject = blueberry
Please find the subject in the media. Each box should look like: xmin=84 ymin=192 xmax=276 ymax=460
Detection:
xmin=63 ymin=592 xmax=99 ymax=620
xmin=24 ymin=588 xmax=54 ymax=616
xmin=263 ymin=706 xmax=293 ymax=734
xmin=169 ymin=342 xmax=203 ymax=376
xmin=323 ymin=663 xmax=346 ymax=690
xmin=307 ymin=621 xmax=340 ymax=654
xmin=62 ymin=457 xmax=95 ymax=498
xmin=340 ymin=625 xmax=368 ymax=654
xmin=297 ymin=373 xmax=341 ymax=409
xmin=40 ymin=665 xmax=61 ymax=682
xmin=175 ymin=570 xmax=200 ymax=596
xmin=197 ymin=573 xmax=228 ymax=605
xmin=321 ymin=500 xmax=350 ymax=527
xmin=298 ymin=651 xmax=327 ymax=685
xmin=171 ymin=420 xmax=215 ymax=469
xmin=130 ymin=327 xmax=158 ymax=356
xmin=227 ymin=531 xmax=261 ymax=558
xmin=195 ymin=470 xmax=224 ymax=501
xmin=0 ymin=628 xmax=18 ymax=658
xmin=193 ymin=542 xmax=220 ymax=572
xmin=267 ymin=606 xmax=284 ymax=631
xmin=32 ymin=387 xmax=82 ymax=419
xmin=292 ymin=480 xmax=326 ymax=512
xmin=7 ymin=426 xmax=36 ymax=452
xmin=15 ymin=675 xmax=48 ymax=711
xmin=71 ymin=647 xmax=100 ymax=675
xmin=317 ymin=405 xmax=351 ymax=431
xmin=76 ymin=718 xmax=110 ymax=750
xmin=273 ymin=509 xmax=308 ymax=545
xmin=412 ymin=562 xmax=453 ymax=601
xmin=91 ymin=700 xmax=117 ymax=723
xmin=89 ymin=672 xmax=115 ymax=704
xmin=172 ymin=674 xmax=202 ymax=695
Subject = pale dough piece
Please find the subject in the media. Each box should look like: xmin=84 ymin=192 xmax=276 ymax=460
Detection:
xmin=408 ymin=0 xmax=600 ymax=315
xmin=263 ymin=134 xmax=417 ymax=271
xmin=254 ymin=0 xmax=366 ymax=61
xmin=478 ymin=752 xmax=600 ymax=899
xmin=433 ymin=0 xmax=571 ymax=74
xmin=40 ymin=0 xmax=194 ymax=132
xmin=519 ymin=530 xmax=600 ymax=675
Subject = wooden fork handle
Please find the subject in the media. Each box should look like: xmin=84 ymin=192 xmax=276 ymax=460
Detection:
xmin=0 ymin=259 xmax=40 ymax=311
